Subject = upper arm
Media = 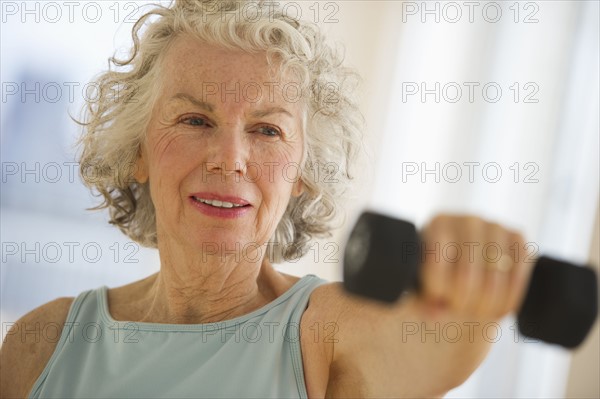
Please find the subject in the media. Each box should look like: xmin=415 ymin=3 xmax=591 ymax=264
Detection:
xmin=0 ymin=297 xmax=74 ymax=399
xmin=324 ymin=287 xmax=438 ymax=398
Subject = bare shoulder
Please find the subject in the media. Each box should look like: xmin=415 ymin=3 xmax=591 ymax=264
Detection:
xmin=300 ymin=281 xmax=359 ymax=335
xmin=304 ymin=282 xmax=345 ymax=314
xmin=303 ymin=281 xmax=404 ymax=327
xmin=0 ymin=296 xmax=75 ymax=399
xmin=301 ymin=281 xmax=393 ymax=334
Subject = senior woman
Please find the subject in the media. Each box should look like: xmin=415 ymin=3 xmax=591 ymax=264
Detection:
xmin=1 ymin=1 xmax=534 ymax=398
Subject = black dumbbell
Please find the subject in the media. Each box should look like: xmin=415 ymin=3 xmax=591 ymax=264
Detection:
xmin=343 ymin=211 xmax=599 ymax=349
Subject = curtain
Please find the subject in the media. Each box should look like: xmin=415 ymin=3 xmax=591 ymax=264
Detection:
xmin=368 ymin=1 xmax=599 ymax=397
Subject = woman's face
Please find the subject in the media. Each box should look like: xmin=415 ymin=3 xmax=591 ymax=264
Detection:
xmin=136 ymin=35 xmax=305 ymax=257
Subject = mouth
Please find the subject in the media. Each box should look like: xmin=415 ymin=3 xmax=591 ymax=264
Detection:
xmin=191 ymin=196 xmax=250 ymax=209
xmin=188 ymin=193 xmax=252 ymax=218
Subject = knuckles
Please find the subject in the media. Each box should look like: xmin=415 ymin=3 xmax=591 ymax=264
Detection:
xmin=425 ymin=214 xmax=524 ymax=245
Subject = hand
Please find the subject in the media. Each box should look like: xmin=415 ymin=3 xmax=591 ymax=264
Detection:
xmin=418 ymin=214 xmax=535 ymax=323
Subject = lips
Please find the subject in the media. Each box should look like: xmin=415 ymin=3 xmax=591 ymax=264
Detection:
xmin=191 ymin=196 xmax=247 ymax=208
xmin=188 ymin=192 xmax=252 ymax=218
xmin=189 ymin=192 xmax=250 ymax=207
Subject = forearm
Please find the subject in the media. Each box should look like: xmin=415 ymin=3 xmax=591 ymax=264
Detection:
xmin=397 ymin=298 xmax=496 ymax=390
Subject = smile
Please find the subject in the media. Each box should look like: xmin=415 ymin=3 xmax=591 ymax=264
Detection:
xmin=191 ymin=196 xmax=247 ymax=208
xmin=188 ymin=194 xmax=252 ymax=219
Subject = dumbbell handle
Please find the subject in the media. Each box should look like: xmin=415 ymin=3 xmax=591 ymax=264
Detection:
xmin=343 ymin=211 xmax=599 ymax=349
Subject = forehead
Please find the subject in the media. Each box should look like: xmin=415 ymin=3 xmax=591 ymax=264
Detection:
xmin=159 ymin=35 xmax=301 ymax=108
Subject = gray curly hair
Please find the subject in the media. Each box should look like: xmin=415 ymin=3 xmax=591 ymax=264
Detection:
xmin=78 ymin=0 xmax=363 ymax=263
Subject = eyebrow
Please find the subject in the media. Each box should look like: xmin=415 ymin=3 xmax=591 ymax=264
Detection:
xmin=169 ymin=93 xmax=293 ymax=119
xmin=169 ymin=93 xmax=214 ymax=113
xmin=250 ymin=107 xmax=293 ymax=119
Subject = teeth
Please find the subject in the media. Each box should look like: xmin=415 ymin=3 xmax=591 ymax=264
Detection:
xmin=193 ymin=197 xmax=245 ymax=208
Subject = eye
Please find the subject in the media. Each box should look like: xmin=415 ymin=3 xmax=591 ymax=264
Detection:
xmin=256 ymin=125 xmax=281 ymax=137
xmin=180 ymin=116 xmax=211 ymax=127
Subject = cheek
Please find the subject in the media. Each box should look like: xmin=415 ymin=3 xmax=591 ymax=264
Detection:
xmin=273 ymin=161 xmax=303 ymax=189
xmin=254 ymin=147 xmax=302 ymax=198
xmin=145 ymin=133 xmax=197 ymax=200
xmin=149 ymin=129 xmax=203 ymax=173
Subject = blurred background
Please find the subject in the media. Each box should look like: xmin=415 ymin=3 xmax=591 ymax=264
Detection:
xmin=1 ymin=1 xmax=598 ymax=397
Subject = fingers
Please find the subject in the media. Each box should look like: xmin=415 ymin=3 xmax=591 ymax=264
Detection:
xmin=503 ymin=233 xmax=536 ymax=315
xmin=420 ymin=215 xmax=532 ymax=322
xmin=449 ymin=217 xmax=484 ymax=313
xmin=475 ymin=223 xmax=512 ymax=319
xmin=421 ymin=216 xmax=453 ymax=306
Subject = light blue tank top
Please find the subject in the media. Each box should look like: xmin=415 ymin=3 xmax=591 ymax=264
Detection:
xmin=29 ymin=274 xmax=328 ymax=398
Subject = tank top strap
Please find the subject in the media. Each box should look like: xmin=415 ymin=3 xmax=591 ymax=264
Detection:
xmin=286 ymin=275 xmax=329 ymax=397
xmin=28 ymin=287 xmax=97 ymax=398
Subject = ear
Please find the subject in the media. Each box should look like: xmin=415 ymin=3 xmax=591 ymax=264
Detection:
xmin=133 ymin=149 xmax=149 ymax=184
xmin=291 ymin=178 xmax=304 ymax=198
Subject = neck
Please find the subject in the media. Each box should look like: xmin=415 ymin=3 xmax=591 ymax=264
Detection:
xmin=139 ymin=239 xmax=283 ymax=324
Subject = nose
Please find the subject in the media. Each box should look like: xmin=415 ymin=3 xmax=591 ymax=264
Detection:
xmin=204 ymin=123 xmax=249 ymax=179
